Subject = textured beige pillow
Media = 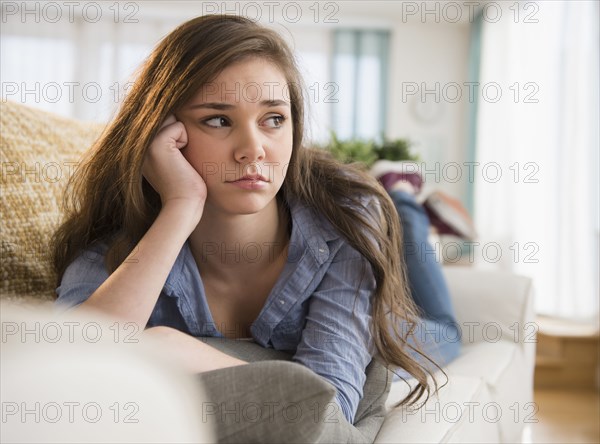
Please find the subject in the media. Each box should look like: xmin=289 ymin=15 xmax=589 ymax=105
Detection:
xmin=0 ymin=101 xmax=103 ymax=304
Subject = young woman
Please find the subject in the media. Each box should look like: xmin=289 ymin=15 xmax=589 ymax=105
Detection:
xmin=52 ymin=14 xmax=460 ymax=440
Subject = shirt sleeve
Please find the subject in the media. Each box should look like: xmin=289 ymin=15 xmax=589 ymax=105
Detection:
xmin=54 ymin=243 xmax=110 ymax=312
xmin=291 ymin=243 xmax=376 ymax=424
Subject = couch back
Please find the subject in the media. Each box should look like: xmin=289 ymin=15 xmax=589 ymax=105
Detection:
xmin=1 ymin=101 xmax=103 ymax=304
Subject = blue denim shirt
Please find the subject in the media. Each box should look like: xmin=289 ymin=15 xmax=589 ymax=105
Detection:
xmin=55 ymin=197 xmax=376 ymax=424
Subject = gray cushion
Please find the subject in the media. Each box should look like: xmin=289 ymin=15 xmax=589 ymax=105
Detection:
xmin=197 ymin=360 xmax=336 ymax=443
xmin=198 ymin=337 xmax=392 ymax=443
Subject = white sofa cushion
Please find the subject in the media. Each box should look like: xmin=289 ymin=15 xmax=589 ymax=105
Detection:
xmin=378 ymin=374 xmax=499 ymax=443
xmin=446 ymin=341 xmax=516 ymax=387
xmin=376 ymin=267 xmax=535 ymax=443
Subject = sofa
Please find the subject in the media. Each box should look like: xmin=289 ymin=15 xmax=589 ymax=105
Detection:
xmin=0 ymin=101 xmax=536 ymax=443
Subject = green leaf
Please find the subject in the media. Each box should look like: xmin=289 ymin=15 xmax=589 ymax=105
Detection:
xmin=321 ymin=131 xmax=418 ymax=167
xmin=374 ymin=138 xmax=419 ymax=162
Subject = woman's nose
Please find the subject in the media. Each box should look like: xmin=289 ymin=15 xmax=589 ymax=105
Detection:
xmin=234 ymin=125 xmax=266 ymax=163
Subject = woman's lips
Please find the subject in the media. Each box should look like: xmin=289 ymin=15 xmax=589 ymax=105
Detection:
xmin=227 ymin=178 xmax=268 ymax=190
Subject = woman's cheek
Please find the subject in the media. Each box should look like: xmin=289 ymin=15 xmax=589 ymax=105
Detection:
xmin=179 ymin=146 xmax=206 ymax=184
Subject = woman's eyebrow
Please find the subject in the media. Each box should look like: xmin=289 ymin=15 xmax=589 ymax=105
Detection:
xmin=261 ymin=99 xmax=290 ymax=108
xmin=188 ymin=99 xmax=290 ymax=110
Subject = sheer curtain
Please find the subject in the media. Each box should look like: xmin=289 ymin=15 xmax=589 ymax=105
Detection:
xmin=474 ymin=1 xmax=599 ymax=322
xmin=331 ymin=29 xmax=389 ymax=140
xmin=1 ymin=15 xmax=172 ymax=122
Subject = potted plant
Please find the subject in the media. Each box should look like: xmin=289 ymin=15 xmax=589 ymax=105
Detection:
xmin=323 ymin=131 xmax=419 ymax=168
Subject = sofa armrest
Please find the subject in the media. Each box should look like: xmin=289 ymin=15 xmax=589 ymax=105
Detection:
xmin=442 ymin=266 xmax=536 ymax=349
xmin=1 ymin=301 xmax=214 ymax=443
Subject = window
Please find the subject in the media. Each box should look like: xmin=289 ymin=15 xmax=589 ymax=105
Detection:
xmin=331 ymin=30 xmax=389 ymax=140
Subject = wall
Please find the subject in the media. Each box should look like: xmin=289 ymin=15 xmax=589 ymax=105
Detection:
xmin=387 ymin=22 xmax=471 ymax=200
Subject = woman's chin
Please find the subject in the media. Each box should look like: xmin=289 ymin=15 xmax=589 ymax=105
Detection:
xmin=210 ymin=196 xmax=276 ymax=217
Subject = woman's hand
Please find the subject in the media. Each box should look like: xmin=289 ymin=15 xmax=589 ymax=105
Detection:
xmin=80 ymin=117 xmax=207 ymax=326
xmin=142 ymin=115 xmax=207 ymax=221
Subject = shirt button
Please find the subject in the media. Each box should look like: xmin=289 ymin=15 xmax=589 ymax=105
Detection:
xmin=318 ymin=248 xmax=325 ymax=253
xmin=279 ymin=299 xmax=285 ymax=304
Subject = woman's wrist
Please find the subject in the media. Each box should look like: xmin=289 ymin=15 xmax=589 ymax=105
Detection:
xmin=160 ymin=198 xmax=205 ymax=230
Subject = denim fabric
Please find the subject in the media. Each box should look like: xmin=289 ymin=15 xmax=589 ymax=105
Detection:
xmin=389 ymin=190 xmax=461 ymax=377
xmin=55 ymin=197 xmax=376 ymax=425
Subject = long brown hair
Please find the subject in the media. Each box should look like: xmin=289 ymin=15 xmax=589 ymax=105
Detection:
xmin=51 ymin=15 xmax=441 ymax=408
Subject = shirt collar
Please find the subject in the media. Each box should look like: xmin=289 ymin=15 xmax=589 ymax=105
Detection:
xmin=284 ymin=195 xmax=341 ymax=263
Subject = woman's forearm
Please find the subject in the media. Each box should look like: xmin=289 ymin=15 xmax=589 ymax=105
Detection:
xmin=75 ymin=201 xmax=202 ymax=329
xmin=144 ymin=326 xmax=248 ymax=373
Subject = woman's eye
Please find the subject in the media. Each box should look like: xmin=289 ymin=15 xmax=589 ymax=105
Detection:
xmin=263 ymin=115 xmax=286 ymax=128
xmin=203 ymin=116 xmax=230 ymax=128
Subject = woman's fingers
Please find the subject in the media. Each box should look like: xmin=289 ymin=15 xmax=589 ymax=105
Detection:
xmin=159 ymin=114 xmax=177 ymax=130
xmin=142 ymin=116 xmax=207 ymax=209
xmin=173 ymin=121 xmax=188 ymax=149
xmin=156 ymin=115 xmax=187 ymax=149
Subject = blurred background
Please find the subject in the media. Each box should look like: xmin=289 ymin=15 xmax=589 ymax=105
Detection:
xmin=1 ymin=1 xmax=598 ymax=442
